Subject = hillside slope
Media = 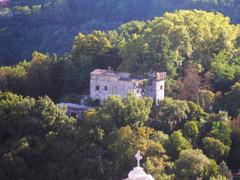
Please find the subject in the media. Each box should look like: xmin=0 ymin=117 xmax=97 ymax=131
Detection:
xmin=0 ymin=0 xmax=239 ymax=65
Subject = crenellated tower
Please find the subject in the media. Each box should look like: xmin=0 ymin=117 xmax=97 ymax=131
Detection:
xmin=146 ymin=72 xmax=166 ymax=105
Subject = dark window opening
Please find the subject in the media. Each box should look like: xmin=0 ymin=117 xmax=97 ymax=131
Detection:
xmin=160 ymin=85 xmax=163 ymax=90
xmin=95 ymin=99 xmax=100 ymax=106
xmin=96 ymin=86 xmax=100 ymax=91
xmin=104 ymin=86 xmax=108 ymax=91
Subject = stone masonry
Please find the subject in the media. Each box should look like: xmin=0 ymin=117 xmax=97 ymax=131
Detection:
xmin=90 ymin=67 xmax=166 ymax=105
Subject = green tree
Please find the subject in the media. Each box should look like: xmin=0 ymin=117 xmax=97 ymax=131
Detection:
xmin=151 ymin=97 xmax=190 ymax=133
xmin=167 ymin=130 xmax=192 ymax=159
xmin=0 ymin=92 xmax=76 ymax=180
xmin=119 ymin=32 xmax=177 ymax=77
xmin=198 ymin=89 xmax=215 ymax=112
xmin=182 ymin=121 xmax=200 ymax=146
xmin=219 ymin=161 xmax=232 ymax=179
xmin=0 ymin=61 xmax=29 ymax=95
xmin=211 ymin=50 xmax=240 ymax=92
xmin=186 ymin=101 xmax=209 ymax=121
xmin=72 ymin=31 xmax=114 ymax=69
xmin=208 ymin=114 xmax=231 ymax=146
xmin=85 ymin=94 xmax=153 ymax=132
xmin=227 ymin=129 xmax=240 ymax=172
xmin=202 ymin=137 xmax=230 ymax=162
xmin=122 ymin=93 xmax=153 ymax=126
xmin=175 ymin=149 xmax=218 ymax=180
xmin=26 ymin=52 xmax=61 ymax=100
xmin=97 ymin=96 xmax=124 ymax=132
xmin=106 ymin=125 xmax=170 ymax=179
xmin=119 ymin=10 xmax=239 ymax=76
xmin=215 ymin=82 xmax=240 ymax=117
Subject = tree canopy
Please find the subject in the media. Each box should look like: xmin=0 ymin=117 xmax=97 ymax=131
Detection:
xmin=0 ymin=0 xmax=239 ymax=65
xmin=0 ymin=8 xmax=239 ymax=180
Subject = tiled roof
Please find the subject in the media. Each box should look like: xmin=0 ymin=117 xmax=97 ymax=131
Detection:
xmin=90 ymin=68 xmax=132 ymax=81
xmin=90 ymin=69 xmax=107 ymax=75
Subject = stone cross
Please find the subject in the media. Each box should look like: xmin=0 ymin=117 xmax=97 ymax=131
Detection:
xmin=135 ymin=150 xmax=142 ymax=167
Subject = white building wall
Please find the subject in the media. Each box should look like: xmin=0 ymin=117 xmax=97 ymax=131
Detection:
xmin=90 ymin=69 xmax=166 ymax=105
xmin=144 ymin=80 xmax=165 ymax=105
xmin=155 ymin=80 xmax=165 ymax=102
xmin=90 ymin=74 xmax=134 ymax=103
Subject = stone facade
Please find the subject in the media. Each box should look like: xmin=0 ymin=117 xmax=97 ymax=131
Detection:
xmin=90 ymin=67 xmax=166 ymax=105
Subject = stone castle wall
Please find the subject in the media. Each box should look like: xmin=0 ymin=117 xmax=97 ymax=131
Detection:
xmin=90 ymin=69 xmax=165 ymax=105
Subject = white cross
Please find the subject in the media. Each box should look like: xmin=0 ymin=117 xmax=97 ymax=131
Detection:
xmin=135 ymin=150 xmax=142 ymax=167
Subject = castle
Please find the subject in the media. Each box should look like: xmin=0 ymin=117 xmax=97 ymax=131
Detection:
xmin=90 ymin=67 xmax=166 ymax=105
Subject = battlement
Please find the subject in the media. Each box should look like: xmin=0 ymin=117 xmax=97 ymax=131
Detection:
xmin=148 ymin=72 xmax=167 ymax=81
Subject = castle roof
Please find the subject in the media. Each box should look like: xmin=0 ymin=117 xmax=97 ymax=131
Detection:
xmin=91 ymin=68 xmax=166 ymax=82
xmin=90 ymin=69 xmax=108 ymax=75
xmin=90 ymin=68 xmax=131 ymax=80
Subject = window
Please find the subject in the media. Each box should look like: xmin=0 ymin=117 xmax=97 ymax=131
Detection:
xmin=96 ymin=86 xmax=100 ymax=91
xmin=104 ymin=86 xmax=108 ymax=91
xmin=160 ymin=85 xmax=163 ymax=90
xmin=95 ymin=99 xmax=100 ymax=106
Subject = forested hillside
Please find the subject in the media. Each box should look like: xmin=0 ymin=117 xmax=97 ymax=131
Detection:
xmin=0 ymin=10 xmax=239 ymax=101
xmin=0 ymin=10 xmax=240 ymax=179
xmin=0 ymin=0 xmax=239 ymax=65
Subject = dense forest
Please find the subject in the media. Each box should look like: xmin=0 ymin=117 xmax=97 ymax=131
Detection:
xmin=0 ymin=9 xmax=240 ymax=180
xmin=0 ymin=0 xmax=240 ymax=65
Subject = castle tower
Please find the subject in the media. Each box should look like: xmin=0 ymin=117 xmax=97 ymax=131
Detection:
xmin=147 ymin=72 xmax=166 ymax=105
